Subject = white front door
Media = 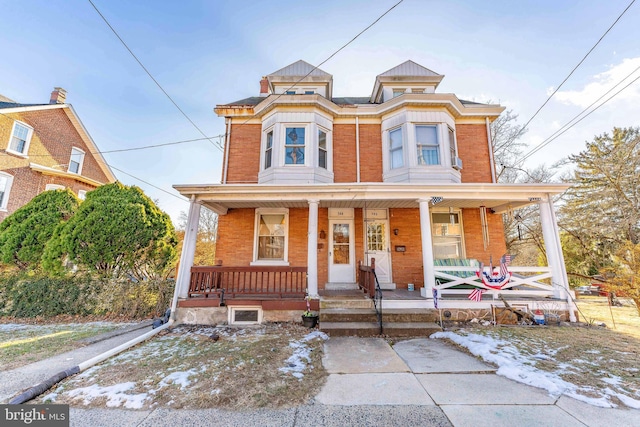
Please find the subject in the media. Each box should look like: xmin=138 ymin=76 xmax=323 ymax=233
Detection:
xmin=365 ymin=219 xmax=393 ymax=288
xmin=328 ymin=219 xmax=355 ymax=283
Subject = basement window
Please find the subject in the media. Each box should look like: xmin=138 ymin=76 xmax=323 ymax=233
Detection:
xmin=229 ymin=306 xmax=263 ymax=325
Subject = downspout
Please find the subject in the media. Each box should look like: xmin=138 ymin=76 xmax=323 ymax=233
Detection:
xmin=222 ymin=117 xmax=231 ymax=184
xmin=485 ymin=117 xmax=497 ymax=183
xmin=355 ymin=116 xmax=361 ymax=183
xmin=9 ymin=276 xmax=184 ymax=404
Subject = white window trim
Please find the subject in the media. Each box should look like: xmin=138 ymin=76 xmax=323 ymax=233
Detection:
xmin=0 ymin=172 xmax=14 ymax=211
xmin=431 ymin=208 xmax=466 ymax=259
xmin=317 ymin=126 xmax=331 ymax=170
xmin=388 ymin=126 xmax=405 ymax=170
xmin=45 ymin=184 xmax=65 ymax=191
xmin=6 ymin=120 xmax=34 ymax=157
xmin=68 ymin=147 xmax=85 ymax=175
xmin=283 ymin=125 xmax=308 ymax=167
xmin=415 ymin=124 xmax=441 ymax=166
xmin=262 ymin=127 xmax=274 ymax=171
xmin=228 ymin=306 xmax=263 ymax=325
xmin=251 ymin=208 xmax=290 ymax=266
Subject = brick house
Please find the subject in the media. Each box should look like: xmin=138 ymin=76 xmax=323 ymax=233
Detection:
xmin=173 ymin=61 xmax=575 ymax=330
xmin=0 ymin=88 xmax=116 ymax=220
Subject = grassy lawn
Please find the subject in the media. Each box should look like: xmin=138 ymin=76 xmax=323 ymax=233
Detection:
xmin=575 ymin=296 xmax=640 ymax=339
xmin=437 ymin=298 xmax=640 ymax=408
xmin=0 ymin=322 xmax=128 ymax=371
xmin=38 ymin=323 xmax=328 ymax=410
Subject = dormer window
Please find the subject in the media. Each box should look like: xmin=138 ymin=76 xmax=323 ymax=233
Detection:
xmin=304 ymin=90 xmax=315 ymax=95
xmin=416 ymin=125 xmax=439 ymax=165
xmin=286 ymin=90 xmax=296 ymax=95
xmin=285 ymin=127 xmax=305 ymax=165
xmin=392 ymin=89 xmax=405 ymax=98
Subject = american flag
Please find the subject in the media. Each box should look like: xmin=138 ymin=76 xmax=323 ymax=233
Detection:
xmin=499 ymin=254 xmax=513 ymax=277
xmin=468 ymin=288 xmax=486 ymax=302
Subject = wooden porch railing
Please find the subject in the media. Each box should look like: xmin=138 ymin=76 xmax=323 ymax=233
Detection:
xmin=189 ymin=266 xmax=307 ymax=299
xmin=434 ymin=266 xmax=554 ymax=298
xmin=358 ymin=259 xmax=376 ymax=298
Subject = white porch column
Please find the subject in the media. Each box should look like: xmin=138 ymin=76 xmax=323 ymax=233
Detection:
xmin=418 ymin=199 xmax=436 ymax=305
xmin=307 ymin=199 xmax=319 ymax=298
xmin=546 ymin=193 xmax=577 ymax=322
xmin=175 ymin=198 xmax=201 ymax=300
xmin=539 ymin=195 xmax=576 ymax=321
xmin=539 ymin=197 xmax=562 ymax=298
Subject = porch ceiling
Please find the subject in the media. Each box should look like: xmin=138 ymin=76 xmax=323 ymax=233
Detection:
xmin=173 ymin=182 xmax=570 ymax=215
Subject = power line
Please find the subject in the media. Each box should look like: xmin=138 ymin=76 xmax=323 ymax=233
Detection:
xmin=512 ymin=0 xmax=635 ymax=141
xmin=517 ymin=66 xmax=640 ymax=163
xmin=88 ymin=0 xmax=222 ymax=152
xmin=107 ymin=163 xmax=189 ymax=202
xmin=236 ymin=0 xmax=404 ymax=128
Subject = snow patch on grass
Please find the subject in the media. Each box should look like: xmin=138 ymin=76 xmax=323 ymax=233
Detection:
xmin=279 ymin=331 xmax=328 ymax=379
xmin=66 ymin=382 xmax=149 ymax=409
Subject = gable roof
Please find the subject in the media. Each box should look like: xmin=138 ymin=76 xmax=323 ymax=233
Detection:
xmin=267 ymin=60 xmax=331 ymax=78
xmin=378 ymin=60 xmax=442 ymax=78
xmin=0 ymin=102 xmax=116 ymax=183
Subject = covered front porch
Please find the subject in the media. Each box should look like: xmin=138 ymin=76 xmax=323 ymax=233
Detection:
xmin=173 ymin=182 xmax=576 ymax=322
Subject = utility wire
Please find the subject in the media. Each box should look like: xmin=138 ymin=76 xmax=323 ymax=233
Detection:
xmin=236 ymin=0 xmax=404 ymax=128
xmin=517 ymin=67 xmax=640 ymax=163
xmin=0 ymin=135 xmax=224 ymax=158
xmin=107 ymin=163 xmax=189 ymax=202
xmin=88 ymin=0 xmax=222 ymax=152
xmin=512 ymin=0 xmax=635 ymax=142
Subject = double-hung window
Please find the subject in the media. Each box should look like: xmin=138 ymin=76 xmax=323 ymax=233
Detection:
xmin=416 ymin=125 xmax=439 ymax=165
xmin=285 ymin=127 xmax=305 ymax=165
xmin=389 ymin=128 xmax=403 ymax=169
xmin=7 ymin=121 xmax=33 ymax=155
xmin=68 ymin=147 xmax=85 ymax=174
xmin=432 ymin=211 xmax=464 ymax=259
xmin=0 ymin=172 xmax=14 ymax=210
xmin=318 ymin=129 xmax=327 ymax=169
xmin=264 ymin=130 xmax=273 ymax=169
xmin=254 ymin=209 xmax=288 ymax=263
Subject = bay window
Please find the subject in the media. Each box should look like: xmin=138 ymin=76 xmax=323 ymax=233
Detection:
xmin=389 ymin=127 xmax=404 ymax=169
xmin=318 ymin=129 xmax=327 ymax=169
xmin=285 ymin=127 xmax=305 ymax=165
xmin=264 ymin=130 xmax=273 ymax=169
xmin=416 ymin=125 xmax=439 ymax=165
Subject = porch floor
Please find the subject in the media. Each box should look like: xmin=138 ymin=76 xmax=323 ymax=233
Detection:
xmin=319 ymin=288 xmax=427 ymax=301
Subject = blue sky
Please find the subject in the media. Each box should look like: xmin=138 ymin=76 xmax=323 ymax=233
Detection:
xmin=1 ymin=0 xmax=639 ymax=224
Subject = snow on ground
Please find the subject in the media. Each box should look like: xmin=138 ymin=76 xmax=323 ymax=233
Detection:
xmin=432 ymin=331 xmax=640 ymax=409
xmin=66 ymin=382 xmax=149 ymax=409
xmin=279 ymin=330 xmax=329 ymax=379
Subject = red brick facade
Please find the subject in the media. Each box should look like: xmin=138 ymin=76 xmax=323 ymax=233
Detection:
xmin=0 ymin=107 xmax=113 ymax=221
xmin=456 ymin=124 xmax=494 ymax=183
xmin=224 ymin=124 xmax=261 ymax=183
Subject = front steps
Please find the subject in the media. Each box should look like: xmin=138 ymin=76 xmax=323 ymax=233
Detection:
xmin=319 ymin=294 xmax=441 ymax=337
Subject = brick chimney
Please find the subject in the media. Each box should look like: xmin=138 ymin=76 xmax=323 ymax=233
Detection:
xmin=259 ymin=77 xmax=269 ymax=97
xmin=49 ymin=87 xmax=67 ymax=104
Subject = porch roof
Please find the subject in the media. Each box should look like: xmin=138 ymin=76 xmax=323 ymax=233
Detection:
xmin=172 ymin=182 xmax=570 ymax=215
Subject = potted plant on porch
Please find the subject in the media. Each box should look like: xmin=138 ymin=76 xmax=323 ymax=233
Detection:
xmin=302 ymin=294 xmax=319 ymax=328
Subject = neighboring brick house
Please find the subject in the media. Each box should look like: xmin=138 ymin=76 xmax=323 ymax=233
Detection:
xmin=0 ymin=88 xmax=116 ymax=220
xmin=173 ymin=60 xmax=575 ymax=326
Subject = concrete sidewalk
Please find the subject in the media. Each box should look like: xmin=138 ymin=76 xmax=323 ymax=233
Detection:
xmin=315 ymin=337 xmax=639 ymax=427
xmin=0 ymin=322 xmax=153 ymax=403
xmin=5 ymin=332 xmax=639 ymax=426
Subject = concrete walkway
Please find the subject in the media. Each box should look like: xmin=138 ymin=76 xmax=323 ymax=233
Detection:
xmin=0 ymin=322 xmax=152 ymax=403
xmin=4 ymin=332 xmax=639 ymax=426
